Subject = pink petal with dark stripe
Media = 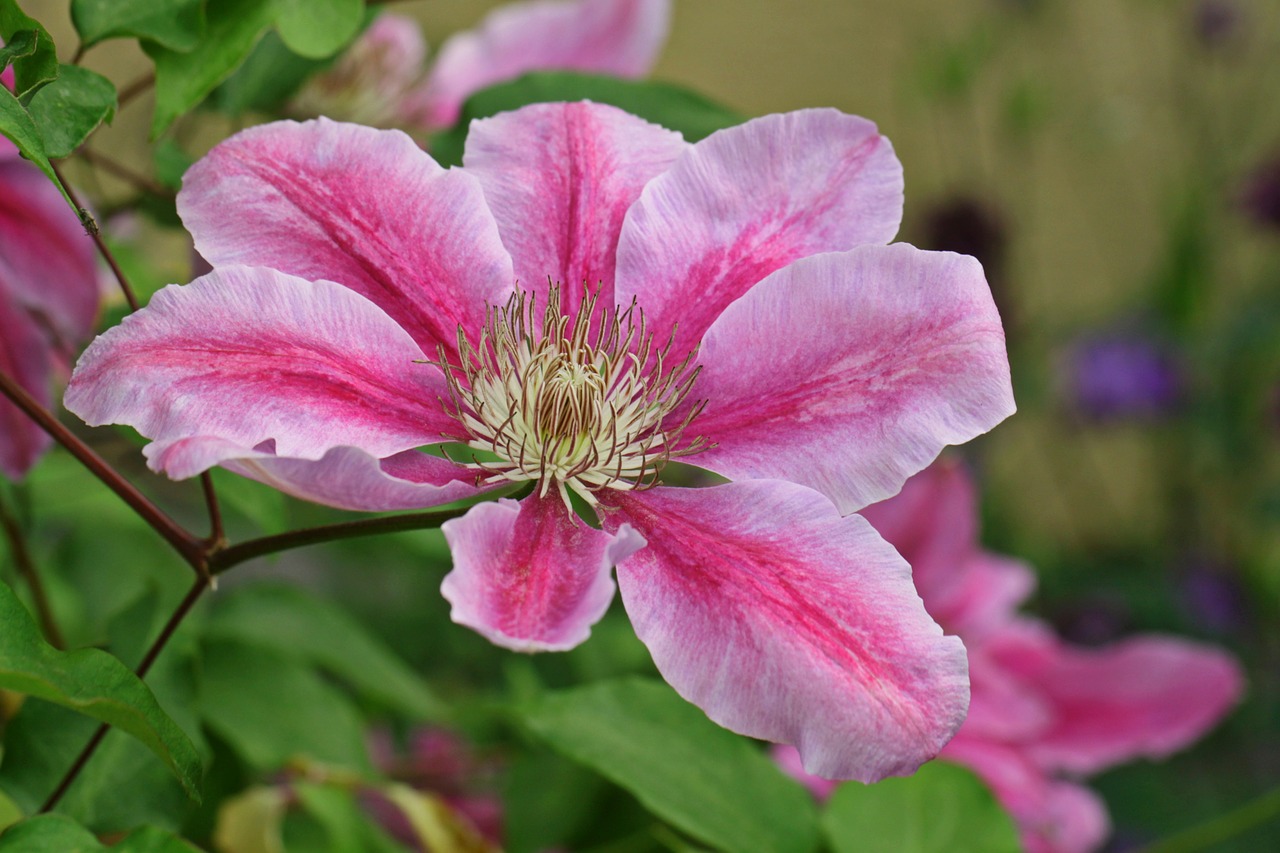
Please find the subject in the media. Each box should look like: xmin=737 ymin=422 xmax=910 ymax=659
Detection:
xmin=441 ymin=492 xmax=645 ymax=652
xmin=0 ymin=298 xmax=52 ymax=479
xmin=605 ymin=480 xmax=969 ymax=782
xmin=691 ymin=245 xmax=1014 ymax=514
xmin=0 ymin=160 xmax=100 ymax=344
xmin=412 ymin=0 xmax=671 ymax=129
xmin=463 ymin=101 xmax=686 ymax=310
xmin=615 ymin=108 xmax=903 ymax=357
xmin=66 ymin=266 xmax=452 ymax=477
xmin=178 ymin=118 xmax=512 ymax=357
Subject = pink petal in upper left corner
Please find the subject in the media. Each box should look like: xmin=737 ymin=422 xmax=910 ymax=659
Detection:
xmin=441 ymin=492 xmax=645 ymax=652
xmin=413 ymin=0 xmax=672 ymax=130
xmin=605 ymin=480 xmax=970 ymax=783
xmin=463 ymin=101 xmax=686 ymax=310
xmin=692 ymin=244 xmax=1015 ymax=515
xmin=0 ymin=298 xmax=52 ymax=479
xmin=0 ymin=160 xmax=100 ymax=343
xmin=987 ymin=619 xmax=1244 ymax=776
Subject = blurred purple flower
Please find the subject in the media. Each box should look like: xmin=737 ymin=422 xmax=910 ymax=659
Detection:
xmin=1179 ymin=559 xmax=1249 ymax=635
xmin=1239 ymin=151 xmax=1280 ymax=231
xmin=1191 ymin=0 xmax=1243 ymax=49
xmin=1062 ymin=329 xmax=1184 ymax=422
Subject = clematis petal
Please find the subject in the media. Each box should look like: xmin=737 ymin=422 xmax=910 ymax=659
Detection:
xmin=178 ymin=118 xmax=513 ymax=356
xmin=0 ymin=160 xmax=99 ymax=343
xmin=941 ymin=737 xmax=1110 ymax=853
xmin=604 ymin=479 xmax=969 ymax=782
xmin=441 ymin=492 xmax=645 ymax=652
xmin=66 ymin=266 xmax=453 ymax=477
xmin=412 ymin=0 xmax=671 ymax=130
xmin=986 ymin=620 xmax=1244 ymax=775
xmin=615 ymin=108 xmax=903 ymax=357
xmin=463 ymin=101 xmax=686 ymax=310
xmin=691 ymin=244 xmax=1014 ymax=514
xmin=0 ymin=299 xmax=52 ymax=479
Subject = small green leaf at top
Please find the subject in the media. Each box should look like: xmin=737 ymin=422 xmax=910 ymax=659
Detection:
xmin=0 ymin=1 xmax=58 ymax=96
xmin=0 ymin=579 xmax=203 ymax=801
xmin=271 ymin=0 xmax=362 ymax=60
xmin=27 ymin=64 xmax=116 ymax=158
xmin=822 ymin=761 xmax=1021 ymax=853
xmin=71 ymin=0 xmax=204 ymax=52
xmin=520 ymin=677 xmax=819 ymax=853
xmin=431 ymin=72 xmax=745 ymax=167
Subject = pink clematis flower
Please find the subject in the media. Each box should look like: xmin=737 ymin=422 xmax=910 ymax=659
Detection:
xmin=0 ymin=70 xmax=100 ymax=479
xmin=66 ymin=102 xmax=1015 ymax=781
xmin=776 ymin=459 xmax=1244 ymax=851
xmin=292 ymin=0 xmax=670 ymax=132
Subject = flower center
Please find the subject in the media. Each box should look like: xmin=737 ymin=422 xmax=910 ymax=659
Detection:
xmin=439 ymin=286 xmax=707 ymax=506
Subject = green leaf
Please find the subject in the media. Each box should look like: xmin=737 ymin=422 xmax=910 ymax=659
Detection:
xmin=204 ymin=583 xmax=444 ymax=720
xmin=0 ymin=28 xmax=35 ymax=69
xmin=270 ymin=0 xmax=361 ymax=60
xmin=821 ymin=762 xmax=1021 ymax=853
xmin=0 ymin=1 xmax=58 ymax=96
xmin=520 ymin=678 xmax=819 ymax=853
xmin=0 ymin=579 xmax=203 ymax=801
xmin=71 ymin=0 xmax=203 ymax=52
xmin=431 ymin=72 xmax=745 ymax=167
xmin=291 ymin=783 xmax=407 ymax=853
xmin=208 ymin=28 xmax=328 ymax=115
xmin=26 ymin=64 xmax=116 ymax=158
xmin=211 ymin=786 xmax=288 ymax=853
xmin=0 ymin=814 xmax=106 ymax=852
xmin=198 ymin=639 xmax=371 ymax=772
xmin=145 ymin=0 xmax=275 ymax=138
xmin=0 ymin=85 xmax=80 ymax=213
xmin=111 ymin=825 xmax=204 ymax=852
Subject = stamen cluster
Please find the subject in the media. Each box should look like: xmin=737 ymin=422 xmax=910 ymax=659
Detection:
xmin=439 ymin=287 xmax=707 ymax=505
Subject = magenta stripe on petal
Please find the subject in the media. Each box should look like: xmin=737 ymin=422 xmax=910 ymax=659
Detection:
xmin=413 ymin=0 xmax=671 ymax=129
xmin=441 ymin=492 xmax=645 ymax=652
xmin=615 ymin=108 xmax=903 ymax=357
xmin=464 ymin=101 xmax=686 ymax=311
xmin=178 ymin=118 xmax=512 ymax=357
xmin=605 ymin=480 xmax=969 ymax=782
xmin=66 ymin=266 xmax=452 ymax=475
xmin=0 ymin=299 xmax=53 ymax=479
xmin=691 ymin=244 xmax=1015 ymax=514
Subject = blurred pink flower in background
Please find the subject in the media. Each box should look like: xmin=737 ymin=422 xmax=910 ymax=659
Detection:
xmin=66 ymin=99 xmax=1015 ymax=783
xmin=292 ymin=0 xmax=671 ymax=132
xmin=776 ymin=459 xmax=1244 ymax=853
xmin=0 ymin=68 xmax=100 ymax=479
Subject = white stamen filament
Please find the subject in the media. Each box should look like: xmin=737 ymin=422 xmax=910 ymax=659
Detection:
xmin=438 ymin=286 xmax=708 ymax=508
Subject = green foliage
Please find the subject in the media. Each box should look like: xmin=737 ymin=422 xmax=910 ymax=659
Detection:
xmin=0 ymin=580 xmax=203 ymax=801
xmin=0 ymin=28 xmax=34 ymax=71
xmin=203 ymin=583 xmax=444 ymax=720
xmin=0 ymin=1 xmax=57 ymax=97
xmin=431 ymin=72 xmax=745 ymax=167
xmin=821 ymin=762 xmax=1021 ymax=853
xmin=197 ymin=638 xmax=371 ymax=772
xmin=271 ymin=0 xmax=362 ymax=60
xmin=0 ymin=814 xmax=200 ymax=851
xmin=520 ymin=678 xmax=820 ymax=853
xmin=26 ymin=64 xmax=116 ymax=159
xmin=208 ymin=29 xmax=328 ymax=115
xmin=70 ymin=0 xmax=203 ymax=52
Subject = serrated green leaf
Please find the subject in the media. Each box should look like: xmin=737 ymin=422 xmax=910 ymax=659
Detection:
xmin=204 ymin=583 xmax=443 ymax=720
xmin=0 ymin=813 xmax=106 ymax=852
xmin=0 ymin=579 xmax=203 ymax=801
xmin=71 ymin=0 xmax=203 ymax=52
xmin=821 ymin=762 xmax=1021 ymax=853
xmin=0 ymin=1 xmax=57 ymax=96
xmin=145 ymin=0 xmax=275 ymax=138
xmin=26 ymin=64 xmax=116 ymax=158
xmin=270 ymin=0 xmax=361 ymax=60
xmin=198 ymin=639 xmax=370 ymax=772
xmin=431 ymin=72 xmax=744 ymax=167
xmin=521 ymin=678 xmax=819 ymax=853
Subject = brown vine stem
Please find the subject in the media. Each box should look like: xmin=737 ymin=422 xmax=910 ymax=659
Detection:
xmin=0 ymin=493 xmax=65 ymax=649
xmin=76 ymin=147 xmax=173 ymax=198
xmin=39 ymin=577 xmax=206 ymax=813
xmin=0 ymin=371 xmax=205 ymax=571
xmin=117 ymin=72 xmax=155 ymax=109
xmin=49 ymin=161 xmax=140 ymax=311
